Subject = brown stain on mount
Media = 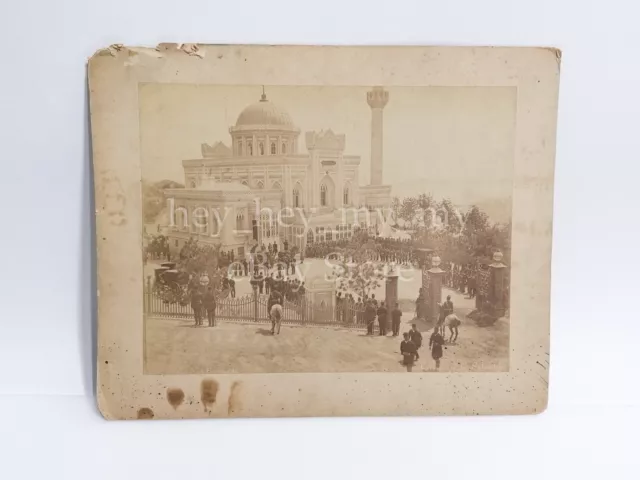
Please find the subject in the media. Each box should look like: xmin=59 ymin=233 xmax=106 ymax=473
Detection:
xmin=137 ymin=408 xmax=154 ymax=419
xmin=166 ymin=388 xmax=185 ymax=409
xmin=227 ymin=381 xmax=242 ymax=416
xmin=201 ymin=379 xmax=219 ymax=412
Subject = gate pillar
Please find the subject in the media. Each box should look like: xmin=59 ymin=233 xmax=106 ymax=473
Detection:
xmin=489 ymin=251 xmax=507 ymax=317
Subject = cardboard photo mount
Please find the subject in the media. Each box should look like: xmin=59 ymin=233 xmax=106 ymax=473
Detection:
xmin=89 ymin=44 xmax=559 ymax=420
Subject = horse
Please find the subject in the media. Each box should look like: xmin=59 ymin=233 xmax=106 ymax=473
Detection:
xmin=270 ymin=303 xmax=283 ymax=335
xmin=443 ymin=313 xmax=461 ymax=343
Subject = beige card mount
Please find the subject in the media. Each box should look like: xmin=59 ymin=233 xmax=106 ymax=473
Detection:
xmin=89 ymin=44 xmax=559 ymax=420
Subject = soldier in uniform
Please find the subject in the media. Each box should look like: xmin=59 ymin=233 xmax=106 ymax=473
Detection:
xmin=400 ymin=332 xmax=419 ymax=372
xmin=377 ymin=301 xmax=388 ymax=336
xmin=429 ymin=327 xmax=445 ymax=371
xmin=365 ymin=300 xmax=376 ymax=335
xmin=391 ymin=302 xmax=403 ymax=336
xmin=409 ymin=323 xmax=423 ymax=350
xmin=203 ymin=286 xmax=217 ymax=327
xmin=190 ymin=288 xmax=203 ymax=327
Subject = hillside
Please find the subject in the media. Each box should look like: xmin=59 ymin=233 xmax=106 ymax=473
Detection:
xmin=143 ymin=179 xmax=184 ymax=223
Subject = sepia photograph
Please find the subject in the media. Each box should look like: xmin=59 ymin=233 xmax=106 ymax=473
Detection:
xmin=140 ymin=83 xmax=515 ymax=375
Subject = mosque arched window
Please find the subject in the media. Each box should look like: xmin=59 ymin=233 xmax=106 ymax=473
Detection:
xmin=282 ymin=143 xmax=287 ymax=154
xmin=259 ymin=142 xmax=264 ymax=155
xmin=247 ymin=141 xmax=253 ymax=156
xmin=320 ymin=184 xmax=328 ymax=207
xmin=271 ymin=142 xmax=276 ymax=155
xmin=307 ymin=229 xmax=314 ymax=245
xmin=343 ymin=185 xmax=350 ymax=205
xmin=237 ymin=141 xmax=243 ymax=156
xmin=293 ymin=188 xmax=300 ymax=208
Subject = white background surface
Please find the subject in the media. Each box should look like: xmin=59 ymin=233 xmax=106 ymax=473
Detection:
xmin=1 ymin=0 xmax=639 ymax=478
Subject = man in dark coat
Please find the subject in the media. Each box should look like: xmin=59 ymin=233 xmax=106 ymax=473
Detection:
xmin=377 ymin=301 xmax=388 ymax=336
xmin=400 ymin=332 xmax=419 ymax=372
xmin=203 ymin=286 xmax=217 ymax=327
xmin=443 ymin=295 xmax=454 ymax=317
xmin=429 ymin=328 xmax=445 ymax=371
xmin=408 ymin=323 xmax=422 ymax=349
xmin=365 ymin=300 xmax=376 ymax=335
xmin=391 ymin=303 xmax=403 ymax=336
xmin=190 ymin=288 xmax=203 ymax=327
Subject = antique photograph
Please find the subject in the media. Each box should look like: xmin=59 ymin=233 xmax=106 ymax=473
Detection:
xmin=140 ymin=83 xmax=514 ymax=375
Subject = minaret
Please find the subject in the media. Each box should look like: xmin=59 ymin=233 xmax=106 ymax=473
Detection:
xmin=366 ymin=86 xmax=389 ymax=185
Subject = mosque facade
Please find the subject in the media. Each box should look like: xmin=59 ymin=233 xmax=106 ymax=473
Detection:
xmin=164 ymin=87 xmax=392 ymax=257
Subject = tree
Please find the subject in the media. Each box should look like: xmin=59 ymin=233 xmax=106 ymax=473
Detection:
xmin=178 ymin=238 xmax=222 ymax=282
xmin=331 ymin=241 xmax=385 ymax=300
xmin=400 ymin=197 xmax=418 ymax=227
xmin=142 ymin=180 xmax=184 ymax=223
xmin=416 ymin=193 xmax=436 ymax=228
xmin=462 ymin=205 xmax=490 ymax=236
xmin=438 ymin=198 xmax=463 ymax=232
xmin=153 ymin=238 xmax=227 ymax=305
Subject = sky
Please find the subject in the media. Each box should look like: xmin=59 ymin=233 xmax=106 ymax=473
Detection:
xmin=139 ymin=84 xmax=516 ymax=207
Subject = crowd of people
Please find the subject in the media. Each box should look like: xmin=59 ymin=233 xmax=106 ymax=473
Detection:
xmin=442 ymin=262 xmax=478 ymax=298
xmin=304 ymin=236 xmax=421 ymax=267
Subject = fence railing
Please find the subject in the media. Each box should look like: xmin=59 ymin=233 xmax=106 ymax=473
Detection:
xmin=144 ymin=285 xmax=367 ymax=330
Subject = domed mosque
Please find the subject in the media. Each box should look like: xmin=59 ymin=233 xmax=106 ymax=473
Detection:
xmin=164 ymin=86 xmax=392 ymax=258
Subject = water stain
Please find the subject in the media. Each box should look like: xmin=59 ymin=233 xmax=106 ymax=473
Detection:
xmin=227 ymin=381 xmax=242 ymax=415
xmin=201 ymin=378 xmax=219 ymax=411
xmin=166 ymin=388 xmax=185 ymax=409
xmin=137 ymin=407 xmax=154 ymax=419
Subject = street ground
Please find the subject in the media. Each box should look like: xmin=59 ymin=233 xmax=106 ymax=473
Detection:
xmin=145 ymin=282 xmax=509 ymax=374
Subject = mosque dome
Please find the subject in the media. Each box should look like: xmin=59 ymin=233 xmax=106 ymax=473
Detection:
xmin=235 ymin=92 xmax=294 ymax=128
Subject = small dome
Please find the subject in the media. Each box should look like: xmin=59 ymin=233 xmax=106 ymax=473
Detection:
xmin=236 ymin=93 xmax=294 ymax=127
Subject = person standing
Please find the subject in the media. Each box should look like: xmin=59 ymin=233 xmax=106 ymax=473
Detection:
xmin=229 ymin=277 xmax=236 ymax=298
xmin=409 ymin=323 xmax=423 ymax=350
xmin=377 ymin=301 xmax=388 ymax=336
xmin=203 ymin=286 xmax=217 ymax=327
xmin=443 ymin=295 xmax=454 ymax=317
xmin=429 ymin=328 xmax=445 ymax=371
xmin=391 ymin=303 xmax=403 ymax=336
xmin=190 ymin=288 xmax=203 ymax=327
xmin=365 ymin=300 xmax=376 ymax=335
xmin=400 ymin=332 xmax=419 ymax=372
